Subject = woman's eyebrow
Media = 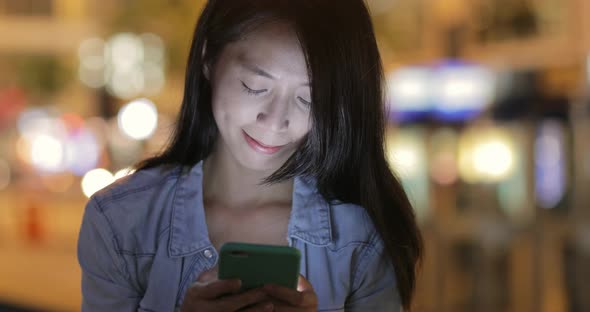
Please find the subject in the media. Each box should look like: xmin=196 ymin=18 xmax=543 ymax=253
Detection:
xmin=241 ymin=62 xmax=276 ymax=80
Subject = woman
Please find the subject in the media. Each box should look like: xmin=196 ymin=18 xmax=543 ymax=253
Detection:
xmin=77 ymin=0 xmax=423 ymax=311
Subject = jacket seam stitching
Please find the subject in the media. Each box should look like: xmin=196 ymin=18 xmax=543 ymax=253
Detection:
xmin=116 ymin=227 xmax=171 ymax=256
xmin=327 ymin=241 xmax=372 ymax=252
xmin=350 ymin=233 xmax=380 ymax=292
xmin=176 ymin=256 xmax=201 ymax=305
xmin=91 ymin=197 xmax=136 ymax=286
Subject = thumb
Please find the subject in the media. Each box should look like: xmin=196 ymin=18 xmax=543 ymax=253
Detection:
xmin=297 ymin=274 xmax=314 ymax=292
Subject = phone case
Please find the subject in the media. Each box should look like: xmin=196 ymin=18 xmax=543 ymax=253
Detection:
xmin=218 ymin=242 xmax=301 ymax=291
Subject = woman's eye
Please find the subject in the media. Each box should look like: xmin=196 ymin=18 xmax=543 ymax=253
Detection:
xmin=241 ymin=81 xmax=266 ymax=95
xmin=298 ymin=96 xmax=311 ymax=106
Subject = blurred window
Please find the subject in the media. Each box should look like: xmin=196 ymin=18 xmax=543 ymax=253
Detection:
xmin=0 ymin=0 xmax=53 ymax=17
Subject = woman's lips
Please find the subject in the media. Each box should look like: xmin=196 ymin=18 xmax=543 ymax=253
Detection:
xmin=243 ymin=131 xmax=285 ymax=155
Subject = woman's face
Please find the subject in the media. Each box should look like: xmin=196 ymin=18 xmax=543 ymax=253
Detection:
xmin=208 ymin=23 xmax=312 ymax=172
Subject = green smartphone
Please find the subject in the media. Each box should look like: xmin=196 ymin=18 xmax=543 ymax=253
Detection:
xmin=218 ymin=242 xmax=301 ymax=291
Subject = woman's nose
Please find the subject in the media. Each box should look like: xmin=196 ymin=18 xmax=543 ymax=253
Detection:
xmin=256 ymin=99 xmax=290 ymax=131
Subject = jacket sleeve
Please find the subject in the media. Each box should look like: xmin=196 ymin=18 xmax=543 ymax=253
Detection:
xmin=345 ymin=240 xmax=403 ymax=312
xmin=77 ymin=197 xmax=142 ymax=311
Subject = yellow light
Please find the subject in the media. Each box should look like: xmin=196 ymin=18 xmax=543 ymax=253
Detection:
xmin=458 ymin=127 xmax=517 ymax=183
xmin=472 ymin=141 xmax=514 ymax=179
xmin=117 ymin=98 xmax=158 ymax=140
xmin=81 ymin=168 xmax=115 ymax=198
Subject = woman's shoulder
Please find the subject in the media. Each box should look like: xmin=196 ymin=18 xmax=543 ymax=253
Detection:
xmin=92 ymin=164 xmax=182 ymax=206
xmin=294 ymin=176 xmax=381 ymax=250
xmin=86 ymin=166 xmax=187 ymax=250
xmin=328 ymin=201 xmax=382 ymax=250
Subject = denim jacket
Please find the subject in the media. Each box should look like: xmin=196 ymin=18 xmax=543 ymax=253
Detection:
xmin=77 ymin=160 xmax=401 ymax=311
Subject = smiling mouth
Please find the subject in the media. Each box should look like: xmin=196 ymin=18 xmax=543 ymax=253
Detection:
xmin=242 ymin=130 xmax=286 ymax=154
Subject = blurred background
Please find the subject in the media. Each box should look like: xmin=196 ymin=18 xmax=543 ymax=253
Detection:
xmin=0 ymin=0 xmax=589 ymax=311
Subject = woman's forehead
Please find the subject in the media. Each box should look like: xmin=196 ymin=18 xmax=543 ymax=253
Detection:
xmin=225 ymin=28 xmax=310 ymax=81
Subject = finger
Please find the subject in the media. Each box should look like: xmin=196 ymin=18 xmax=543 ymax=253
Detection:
xmin=263 ymin=284 xmax=314 ymax=307
xmin=193 ymin=279 xmax=241 ymax=299
xmin=239 ymin=301 xmax=275 ymax=312
xmin=296 ymin=275 xmax=314 ymax=292
xmin=217 ymin=288 xmax=269 ymax=311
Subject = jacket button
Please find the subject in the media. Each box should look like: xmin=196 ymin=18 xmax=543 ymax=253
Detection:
xmin=203 ymin=249 xmax=213 ymax=258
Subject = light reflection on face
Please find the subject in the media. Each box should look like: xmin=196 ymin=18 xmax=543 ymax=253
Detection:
xmin=208 ymin=23 xmax=312 ymax=172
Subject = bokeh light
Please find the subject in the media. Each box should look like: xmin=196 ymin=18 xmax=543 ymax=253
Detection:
xmin=432 ymin=63 xmax=495 ymax=121
xmin=79 ymin=33 xmax=166 ymax=99
xmin=459 ymin=127 xmax=517 ymax=183
xmin=81 ymin=168 xmax=115 ymax=198
xmin=535 ymin=120 xmax=567 ymax=209
xmin=117 ymin=98 xmax=158 ymax=140
xmin=114 ymin=167 xmax=135 ymax=180
xmin=387 ymin=67 xmax=432 ymax=116
xmin=388 ymin=139 xmax=422 ymax=178
xmin=472 ymin=141 xmax=514 ymax=179
xmin=30 ymin=134 xmax=66 ymax=173
xmin=386 ymin=127 xmax=429 ymax=221
xmin=64 ymin=126 xmax=100 ymax=176
xmin=78 ymin=37 xmax=107 ymax=88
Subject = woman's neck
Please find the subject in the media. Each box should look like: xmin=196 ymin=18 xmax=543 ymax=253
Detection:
xmin=202 ymin=148 xmax=294 ymax=211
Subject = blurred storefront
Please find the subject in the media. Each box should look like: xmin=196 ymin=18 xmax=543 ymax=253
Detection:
xmin=1 ymin=0 xmax=590 ymax=311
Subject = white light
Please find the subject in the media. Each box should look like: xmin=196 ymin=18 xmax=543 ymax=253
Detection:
xmin=108 ymin=33 xmax=144 ymax=72
xmin=472 ymin=141 xmax=515 ymax=180
xmin=17 ymin=108 xmax=52 ymax=138
xmin=118 ymin=98 xmax=158 ymax=140
xmin=79 ymin=66 xmax=106 ymax=89
xmin=30 ymin=134 xmax=66 ymax=173
xmin=78 ymin=38 xmax=106 ymax=70
xmin=114 ymin=167 xmax=135 ymax=180
xmin=387 ymin=134 xmax=425 ymax=178
xmin=81 ymin=168 xmax=115 ymax=198
xmin=391 ymin=146 xmax=419 ymax=176
xmin=434 ymin=67 xmax=495 ymax=111
xmin=387 ymin=68 xmax=432 ymax=111
xmin=78 ymin=38 xmax=107 ymax=88
xmin=441 ymin=80 xmax=478 ymax=103
xmin=108 ymin=67 xmax=144 ymax=99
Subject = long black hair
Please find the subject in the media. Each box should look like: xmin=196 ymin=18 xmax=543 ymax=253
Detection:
xmin=137 ymin=0 xmax=423 ymax=309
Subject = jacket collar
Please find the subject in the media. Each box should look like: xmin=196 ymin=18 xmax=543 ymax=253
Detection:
xmin=168 ymin=160 xmax=333 ymax=258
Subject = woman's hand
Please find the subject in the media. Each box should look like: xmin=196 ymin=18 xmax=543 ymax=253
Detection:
xmin=262 ymin=275 xmax=318 ymax=312
xmin=180 ymin=269 xmax=273 ymax=312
